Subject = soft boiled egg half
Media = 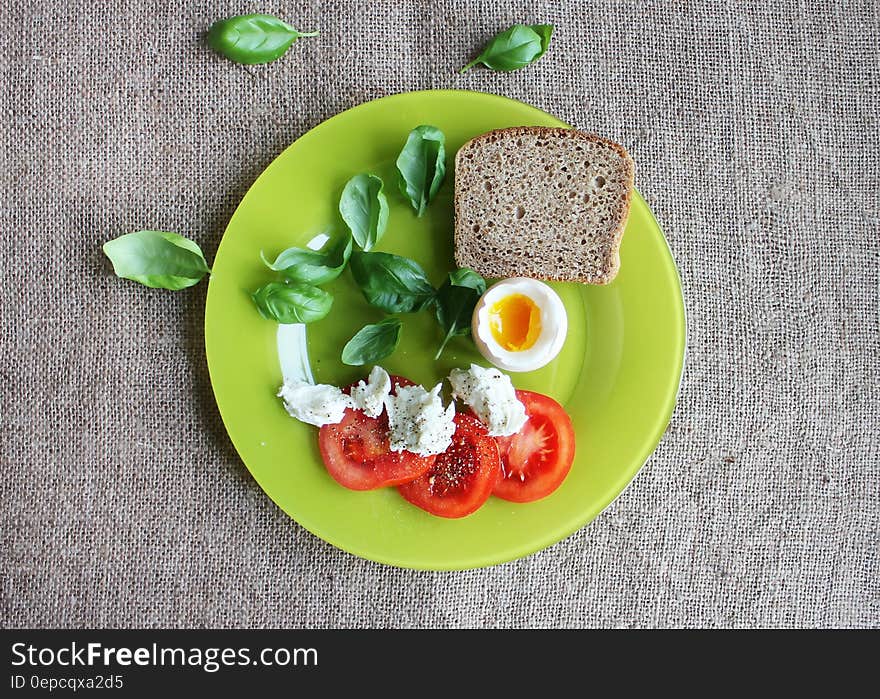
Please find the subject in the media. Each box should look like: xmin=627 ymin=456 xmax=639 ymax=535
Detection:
xmin=471 ymin=278 xmax=568 ymax=372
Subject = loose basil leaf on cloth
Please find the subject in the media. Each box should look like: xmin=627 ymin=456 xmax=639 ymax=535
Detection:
xmin=341 ymin=318 xmax=403 ymax=366
xmin=433 ymin=268 xmax=487 ymax=359
xmin=339 ymin=174 xmax=389 ymax=251
xmin=261 ymin=233 xmax=352 ymax=285
xmin=529 ymin=24 xmax=554 ymax=59
xmin=459 ymin=23 xmax=554 ymax=73
xmin=349 ymin=251 xmax=436 ymax=313
xmin=207 ymin=14 xmax=318 ymax=65
xmin=102 ymin=230 xmax=210 ymax=290
xmin=251 ymin=282 xmax=333 ymax=324
xmin=396 ymin=125 xmax=446 ymax=217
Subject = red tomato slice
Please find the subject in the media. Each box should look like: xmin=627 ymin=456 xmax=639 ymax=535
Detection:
xmin=492 ymin=390 xmax=575 ymax=503
xmin=318 ymin=375 xmax=434 ymax=491
xmin=398 ymin=413 xmax=501 ymax=518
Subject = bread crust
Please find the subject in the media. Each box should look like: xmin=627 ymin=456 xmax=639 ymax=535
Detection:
xmin=453 ymin=126 xmax=635 ymax=285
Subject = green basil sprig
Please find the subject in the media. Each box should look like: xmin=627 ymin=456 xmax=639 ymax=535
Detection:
xmin=252 ymin=282 xmax=333 ymax=324
xmin=207 ymin=14 xmax=318 ymax=65
xmin=102 ymin=230 xmax=210 ymax=290
xmin=341 ymin=318 xmax=402 ymax=366
xmin=261 ymin=233 xmax=352 ymax=285
xmin=459 ymin=24 xmax=553 ymax=73
xmin=396 ymin=125 xmax=446 ymax=217
xmin=350 ymin=251 xmax=436 ymax=314
xmin=339 ymin=174 xmax=389 ymax=251
xmin=433 ymin=268 xmax=487 ymax=359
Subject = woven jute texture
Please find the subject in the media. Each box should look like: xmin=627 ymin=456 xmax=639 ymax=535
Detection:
xmin=1 ymin=0 xmax=877 ymax=628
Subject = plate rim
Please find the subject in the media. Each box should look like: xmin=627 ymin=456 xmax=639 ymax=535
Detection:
xmin=205 ymin=88 xmax=686 ymax=570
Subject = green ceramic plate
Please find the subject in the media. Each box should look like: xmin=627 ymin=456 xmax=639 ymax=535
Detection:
xmin=205 ymin=89 xmax=685 ymax=570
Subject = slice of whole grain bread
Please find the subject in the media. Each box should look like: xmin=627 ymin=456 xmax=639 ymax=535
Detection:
xmin=453 ymin=127 xmax=634 ymax=284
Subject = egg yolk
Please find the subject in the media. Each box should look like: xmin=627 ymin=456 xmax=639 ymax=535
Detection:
xmin=489 ymin=294 xmax=542 ymax=351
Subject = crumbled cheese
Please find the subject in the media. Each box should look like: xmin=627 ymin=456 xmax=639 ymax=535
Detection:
xmin=277 ymin=379 xmax=353 ymax=427
xmin=384 ymin=383 xmax=456 ymax=456
xmin=349 ymin=365 xmax=391 ymax=418
xmin=448 ymin=364 xmax=527 ymax=437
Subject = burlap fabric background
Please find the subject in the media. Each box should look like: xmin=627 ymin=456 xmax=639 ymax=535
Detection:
xmin=1 ymin=0 xmax=877 ymax=628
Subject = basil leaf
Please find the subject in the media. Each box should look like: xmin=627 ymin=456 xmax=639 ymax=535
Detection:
xmin=350 ymin=251 xmax=436 ymax=313
xmin=433 ymin=268 xmax=487 ymax=359
xmin=261 ymin=233 xmax=352 ymax=285
xmin=341 ymin=318 xmax=402 ymax=366
xmin=251 ymin=282 xmax=333 ymax=324
xmin=396 ymin=125 xmax=446 ymax=217
xmin=448 ymin=267 xmax=487 ymax=294
xmin=207 ymin=14 xmax=318 ymax=65
xmin=459 ymin=23 xmax=554 ymax=73
xmin=339 ymin=174 xmax=389 ymax=251
xmin=529 ymin=24 xmax=554 ymax=61
xmin=102 ymin=230 xmax=210 ymax=290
